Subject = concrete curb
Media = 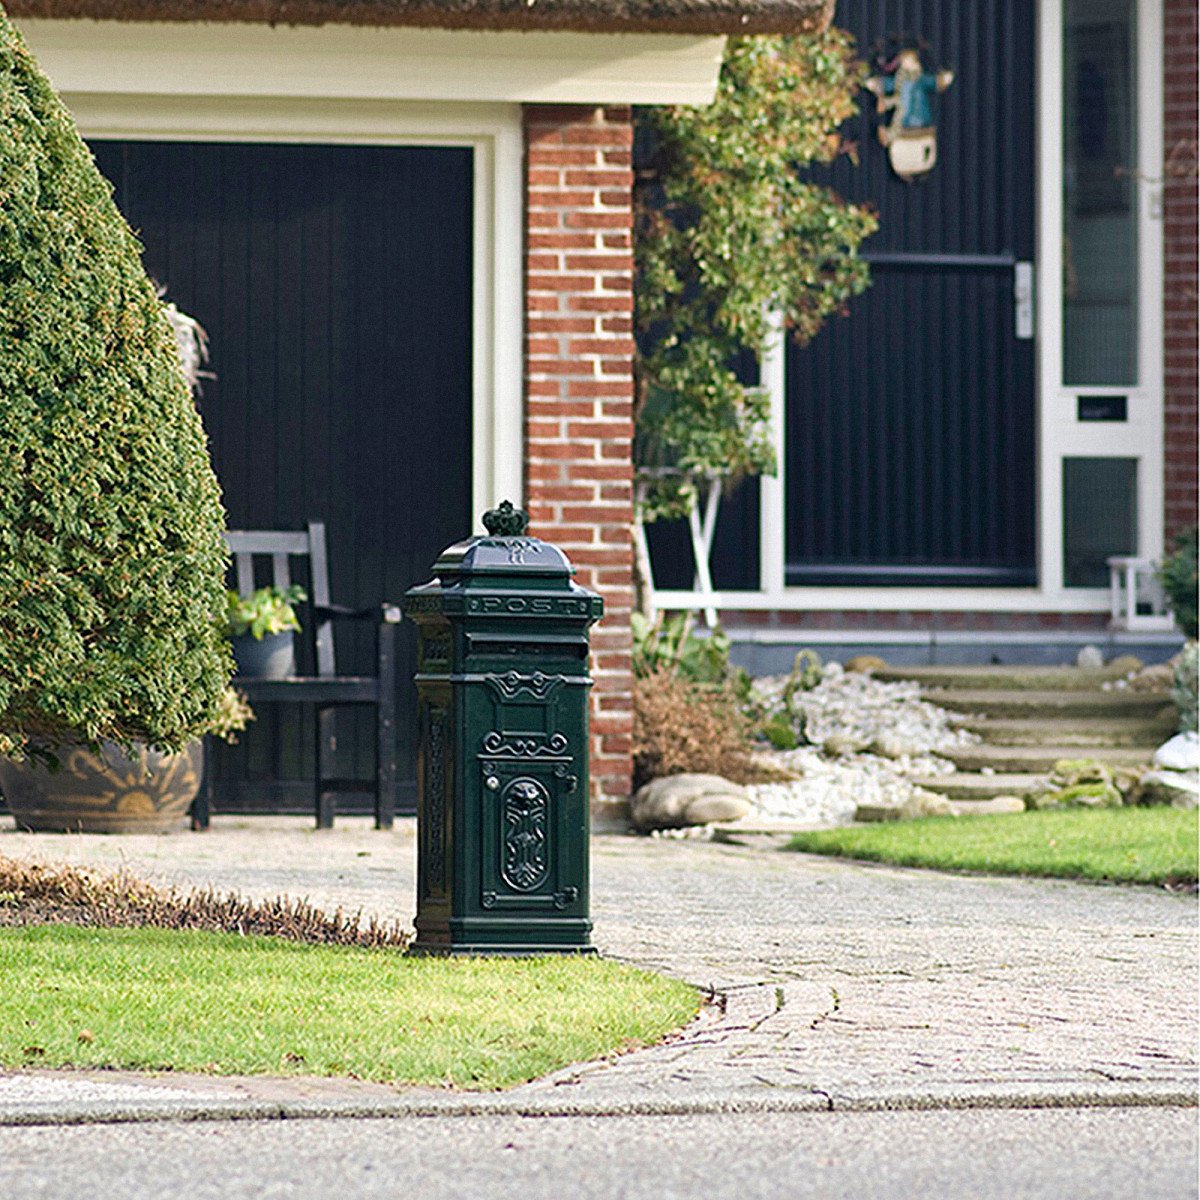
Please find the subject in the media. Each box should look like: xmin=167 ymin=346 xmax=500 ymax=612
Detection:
xmin=0 ymin=1078 xmax=1194 ymax=1127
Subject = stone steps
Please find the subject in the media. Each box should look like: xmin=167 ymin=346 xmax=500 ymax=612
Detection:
xmin=912 ymin=772 xmax=1046 ymax=801
xmin=856 ymin=795 xmax=1028 ymax=822
xmin=925 ymin=688 xmax=1174 ymax=720
xmin=875 ymin=663 xmax=1137 ymax=692
xmin=945 ymin=743 xmax=1155 ymax=774
xmin=910 ymin=772 xmax=1047 ymax=801
xmin=954 ymin=715 xmax=1177 ymax=747
xmin=850 ymin=662 xmax=1178 ymax=823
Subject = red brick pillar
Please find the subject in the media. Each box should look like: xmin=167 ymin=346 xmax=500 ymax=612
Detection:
xmin=1164 ymin=0 xmax=1198 ymax=545
xmin=522 ymin=104 xmax=635 ymax=816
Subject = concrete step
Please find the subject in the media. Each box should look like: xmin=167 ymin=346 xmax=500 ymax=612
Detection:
xmin=947 ymin=796 xmax=1029 ymax=817
xmin=956 ymin=715 xmax=1177 ymax=747
xmin=926 ymin=688 xmax=1174 ymax=720
xmin=945 ymin=743 xmax=1156 ymax=773
xmin=876 ymin=663 xmax=1137 ymax=692
xmin=855 ymin=795 xmax=1028 ymax=822
xmin=911 ymin=772 xmax=1047 ymax=801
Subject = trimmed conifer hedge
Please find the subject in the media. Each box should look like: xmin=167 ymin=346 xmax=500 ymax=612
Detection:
xmin=0 ymin=10 xmax=231 ymax=754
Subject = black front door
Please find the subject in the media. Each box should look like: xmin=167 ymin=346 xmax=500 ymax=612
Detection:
xmin=787 ymin=0 xmax=1036 ymax=586
xmin=93 ymin=141 xmax=473 ymax=813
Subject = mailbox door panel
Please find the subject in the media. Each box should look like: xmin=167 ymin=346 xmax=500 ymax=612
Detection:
xmin=477 ymin=758 xmax=585 ymax=914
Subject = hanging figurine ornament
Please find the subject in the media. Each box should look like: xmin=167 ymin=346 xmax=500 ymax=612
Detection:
xmin=865 ymin=35 xmax=955 ymax=183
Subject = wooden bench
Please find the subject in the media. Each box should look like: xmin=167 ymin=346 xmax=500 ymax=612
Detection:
xmin=192 ymin=521 xmax=400 ymax=830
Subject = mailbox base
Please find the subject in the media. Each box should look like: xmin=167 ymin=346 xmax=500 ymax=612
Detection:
xmin=410 ymin=914 xmax=595 ymax=957
xmin=408 ymin=942 xmax=598 ymax=957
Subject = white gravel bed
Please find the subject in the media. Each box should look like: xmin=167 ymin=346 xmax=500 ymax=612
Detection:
xmin=739 ymin=664 xmax=977 ymax=828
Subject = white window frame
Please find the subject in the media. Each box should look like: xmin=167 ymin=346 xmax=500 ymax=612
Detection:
xmin=653 ymin=0 xmax=1166 ymax=616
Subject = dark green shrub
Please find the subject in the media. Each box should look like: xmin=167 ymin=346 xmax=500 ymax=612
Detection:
xmin=1160 ymin=527 xmax=1198 ymax=639
xmin=0 ymin=13 xmax=230 ymax=754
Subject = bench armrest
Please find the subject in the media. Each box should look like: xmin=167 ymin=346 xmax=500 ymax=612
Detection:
xmin=314 ymin=602 xmax=403 ymax=624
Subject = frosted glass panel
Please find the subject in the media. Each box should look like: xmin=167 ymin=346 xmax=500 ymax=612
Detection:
xmin=1063 ymin=457 xmax=1138 ymax=588
xmin=1063 ymin=0 xmax=1138 ymax=386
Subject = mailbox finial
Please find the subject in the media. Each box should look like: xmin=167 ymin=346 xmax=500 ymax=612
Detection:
xmin=483 ymin=500 xmax=529 ymax=538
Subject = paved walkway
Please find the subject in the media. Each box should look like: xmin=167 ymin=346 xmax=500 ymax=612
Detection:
xmin=0 ymin=817 xmax=1196 ymax=1123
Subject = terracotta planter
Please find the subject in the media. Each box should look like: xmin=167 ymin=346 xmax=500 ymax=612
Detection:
xmin=0 ymin=741 xmax=203 ymax=834
xmin=231 ymin=630 xmax=295 ymax=679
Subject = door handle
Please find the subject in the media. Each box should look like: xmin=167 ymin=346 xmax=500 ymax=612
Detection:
xmin=1014 ymin=261 xmax=1035 ymax=340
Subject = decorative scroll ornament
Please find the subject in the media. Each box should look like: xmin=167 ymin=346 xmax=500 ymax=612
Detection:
xmin=482 ymin=730 xmax=570 ymax=759
xmin=865 ymin=35 xmax=955 ymax=182
xmin=501 ymin=778 xmax=550 ymax=891
xmin=425 ymin=709 xmax=447 ymax=894
xmin=485 ymin=670 xmax=564 ymax=703
xmin=482 ymin=500 xmax=530 ymax=538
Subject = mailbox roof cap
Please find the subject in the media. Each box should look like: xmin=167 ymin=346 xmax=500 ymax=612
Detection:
xmin=431 ymin=533 xmax=575 ymax=585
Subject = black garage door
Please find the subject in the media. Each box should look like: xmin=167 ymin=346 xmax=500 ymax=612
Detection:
xmin=93 ymin=141 xmax=474 ymax=814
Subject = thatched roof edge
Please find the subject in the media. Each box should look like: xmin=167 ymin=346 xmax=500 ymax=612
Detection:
xmin=6 ymin=0 xmax=834 ymax=35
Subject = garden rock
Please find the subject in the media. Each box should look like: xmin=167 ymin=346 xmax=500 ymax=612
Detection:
xmin=898 ymin=789 xmax=956 ymax=820
xmin=824 ymin=732 xmax=869 ymax=757
xmin=954 ymin=795 xmax=1026 ymax=816
xmin=1076 ymin=644 xmax=1105 ymax=670
xmin=870 ymin=734 xmax=924 ymax=760
xmin=1025 ymin=759 xmax=1123 ymax=809
xmin=631 ymin=774 xmax=752 ymax=832
xmin=1130 ymin=769 xmax=1199 ymax=810
xmin=1153 ymin=732 xmax=1199 ymax=772
xmin=1025 ymin=782 xmax=1123 ymax=810
xmin=1128 ymin=733 xmax=1200 ymax=808
xmin=1107 ymin=654 xmax=1144 ymax=675
xmin=744 ymin=667 xmax=973 ymax=828
xmin=845 ymin=655 xmax=887 ymax=674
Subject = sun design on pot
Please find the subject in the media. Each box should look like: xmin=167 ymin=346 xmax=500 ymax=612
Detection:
xmin=59 ymin=746 xmax=199 ymax=814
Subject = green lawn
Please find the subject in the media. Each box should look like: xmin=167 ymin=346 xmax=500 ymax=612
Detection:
xmin=787 ymin=807 xmax=1199 ymax=886
xmin=0 ymin=926 xmax=699 ymax=1089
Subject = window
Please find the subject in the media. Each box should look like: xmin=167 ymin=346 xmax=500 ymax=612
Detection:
xmin=1062 ymin=0 xmax=1138 ymax=386
xmin=1063 ymin=457 xmax=1138 ymax=587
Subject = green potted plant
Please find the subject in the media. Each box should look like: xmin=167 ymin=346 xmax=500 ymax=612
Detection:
xmin=226 ymin=585 xmax=306 ymax=679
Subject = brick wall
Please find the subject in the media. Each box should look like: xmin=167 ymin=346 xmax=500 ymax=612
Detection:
xmin=522 ymin=104 xmax=635 ymax=811
xmin=1164 ymin=0 xmax=1198 ymax=545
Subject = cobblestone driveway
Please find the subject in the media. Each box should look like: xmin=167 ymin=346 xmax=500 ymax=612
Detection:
xmin=1 ymin=817 xmax=1195 ymax=1109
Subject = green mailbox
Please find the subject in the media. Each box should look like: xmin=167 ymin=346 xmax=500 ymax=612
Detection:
xmin=402 ymin=501 xmax=603 ymax=954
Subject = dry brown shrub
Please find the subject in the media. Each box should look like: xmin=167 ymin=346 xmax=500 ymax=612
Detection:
xmin=0 ymin=855 xmax=410 ymax=949
xmin=633 ymin=668 xmax=764 ymax=791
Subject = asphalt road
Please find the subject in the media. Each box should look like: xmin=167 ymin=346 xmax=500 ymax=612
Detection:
xmin=1 ymin=1107 xmax=1196 ymax=1200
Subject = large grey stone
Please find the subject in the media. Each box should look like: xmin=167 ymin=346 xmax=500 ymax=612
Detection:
xmin=631 ymin=774 xmax=752 ymax=832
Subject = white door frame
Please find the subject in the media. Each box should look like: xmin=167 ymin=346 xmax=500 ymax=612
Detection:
xmin=654 ymin=0 xmax=1166 ymax=616
xmin=1037 ymin=0 xmax=1165 ymax=596
xmin=53 ymin=92 xmax=525 ymax=529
